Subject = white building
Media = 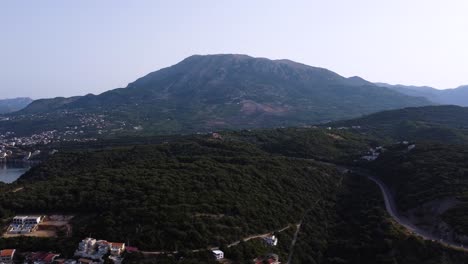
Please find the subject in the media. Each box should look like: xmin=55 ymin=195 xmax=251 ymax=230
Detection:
xmin=263 ymin=235 xmax=278 ymax=246
xmin=8 ymin=216 xmax=43 ymax=234
xmin=24 ymin=216 xmax=42 ymax=225
xmin=212 ymin=250 xmax=224 ymax=260
xmin=77 ymin=238 xmax=97 ymax=255
xmin=12 ymin=216 xmax=27 ymax=225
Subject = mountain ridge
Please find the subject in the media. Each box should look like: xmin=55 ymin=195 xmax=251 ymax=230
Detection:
xmin=375 ymin=82 xmax=468 ymax=106
xmin=7 ymin=54 xmax=432 ymax=136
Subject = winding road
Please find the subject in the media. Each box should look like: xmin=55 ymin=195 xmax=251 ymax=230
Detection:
xmin=361 ymin=170 xmax=468 ymax=252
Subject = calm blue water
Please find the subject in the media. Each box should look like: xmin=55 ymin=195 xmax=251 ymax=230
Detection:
xmin=0 ymin=164 xmax=29 ymax=183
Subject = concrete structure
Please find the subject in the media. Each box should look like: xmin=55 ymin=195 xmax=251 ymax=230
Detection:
xmin=0 ymin=249 xmax=15 ymax=264
xmin=8 ymin=216 xmax=43 ymax=234
xmin=11 ymin=216 xmax=42 ymax=225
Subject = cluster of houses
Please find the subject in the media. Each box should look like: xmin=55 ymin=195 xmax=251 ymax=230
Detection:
xmin=400 ymin=141 xmax=416 ymax=151
xmin=2 ymin=222 xmax=280 ymax=263
xmin=74 ymin=238 xmax=126 ymax=264
xmin=360 ymin=141 xmax=417 ymax=162
xmin=361 ymin=146 xmax=384 ymax=161
xmin=0 ymin=131 xmax=57 ymax=148
xmin=7 ymin=216 xmax=43 ymax=235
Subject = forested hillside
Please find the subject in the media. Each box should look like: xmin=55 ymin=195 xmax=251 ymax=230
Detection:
xmin=0 ymin=138 xmax=341 ymax=251
xmin=332 ymin=105 xmax=468 ymax=144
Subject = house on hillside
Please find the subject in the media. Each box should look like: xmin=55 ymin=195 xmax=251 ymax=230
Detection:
xmin=0 ymin=249 xmax=15 ymax=264
xmin=212 ymin=250 xmax=224 ymax=260
xmin=263 ymin=235 xmax=278 ymax=246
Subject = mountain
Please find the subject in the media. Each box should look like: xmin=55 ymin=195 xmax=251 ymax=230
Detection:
xmin=8 ymin=54 xmax=431 ymax=136
xmin=376 ymin=83 xmax=468 ymax=106
xmin=332 ymin=105 xmax=468 ymax=144
xmin=0 ymin=97 xmax=33 ymax=114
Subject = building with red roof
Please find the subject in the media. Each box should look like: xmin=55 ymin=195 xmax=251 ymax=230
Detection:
xmin=0 ymin=249 xmax=16 ymax=264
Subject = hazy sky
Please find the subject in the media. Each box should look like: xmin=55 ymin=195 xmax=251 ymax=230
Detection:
xmin=1 ymin=0 xmax=468 ymax=99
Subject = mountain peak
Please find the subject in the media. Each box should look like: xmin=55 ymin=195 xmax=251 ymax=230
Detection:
xmin=13 ymin=54 xmax=431 ymax=135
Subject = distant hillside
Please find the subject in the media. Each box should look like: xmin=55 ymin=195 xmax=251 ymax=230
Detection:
xmin=376 ymin=83 xmax=468 ymax=106
xmin=8 ymin=54 xmax=431 ymax=136
xmin=0 ymin=97 xmax=33 ymax=114
xmin=332 ymin=105 xmax=468 ymax=144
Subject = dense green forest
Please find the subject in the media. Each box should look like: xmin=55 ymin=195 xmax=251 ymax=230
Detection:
xmin=225 ymin=128 xmax=374 ymax=163
xmin=0 ymin=138 xmax=341 ymax=252
xmin=332 ymin=105 xmax=468 ymax=144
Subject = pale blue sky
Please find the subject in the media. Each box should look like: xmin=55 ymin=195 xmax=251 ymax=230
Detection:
xmin=1 ymin=0 xmax=467 ymax=99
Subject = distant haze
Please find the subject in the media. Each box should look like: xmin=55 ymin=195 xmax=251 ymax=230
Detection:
xmin=1 ymin=0 xmax=467 ymax=99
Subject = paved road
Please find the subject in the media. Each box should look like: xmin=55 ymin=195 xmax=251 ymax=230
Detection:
xmin=362 ymin=171 xmax=468 ymax=252
xmin=290 ymin=158 xmax=468 ymax=252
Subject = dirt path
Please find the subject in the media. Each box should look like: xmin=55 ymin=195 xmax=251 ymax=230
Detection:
xmin=142 ymin=224 xmax=295 ymax=255
xmin=285 ymin=223 xmax=302 ymax=264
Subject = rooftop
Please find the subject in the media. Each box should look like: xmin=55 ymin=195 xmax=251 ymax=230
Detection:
xmin=0 ymin=249 xmax=16 ymax=257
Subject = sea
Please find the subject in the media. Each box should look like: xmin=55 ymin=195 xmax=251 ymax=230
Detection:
xmin=0 ymin=163 xmax=30 ymax=183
